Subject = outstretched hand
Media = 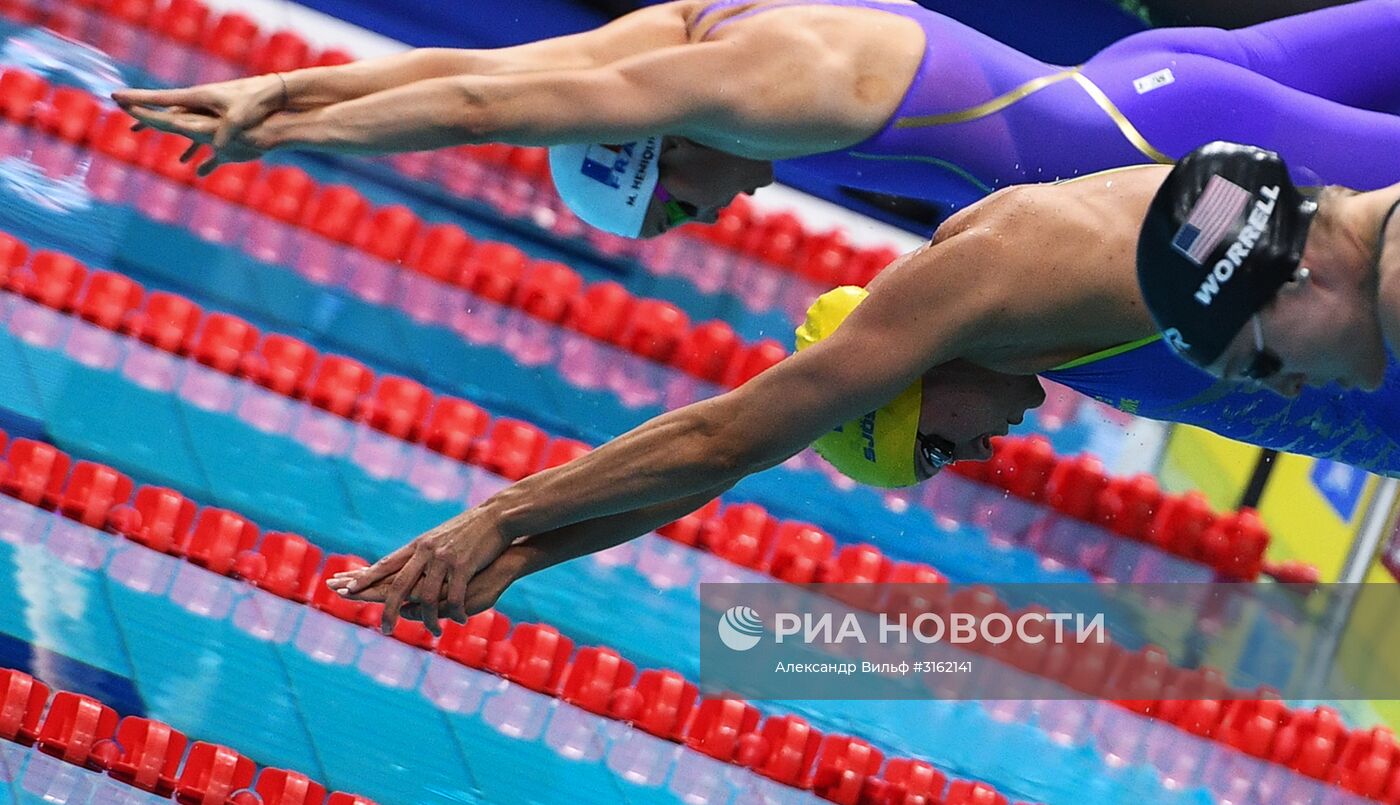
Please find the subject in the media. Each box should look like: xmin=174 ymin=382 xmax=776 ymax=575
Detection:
xmin=325 ymin=511 xmax=516 ymax=636
xmin=112 ymin=74 xmax=287 ymax=175
xmin=329 ymin=545 xmax=525 ymax=634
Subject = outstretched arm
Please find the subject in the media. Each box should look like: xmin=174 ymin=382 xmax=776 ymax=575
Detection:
xmin=329 ymin=231 xmax=998 ymax=635
xmin=118 ymin=3 xmax=691 ymax=109
xmin=113 ymin=3 xmax=695 ymax=170
xmin=121 ymin=40 xmax=753 ymax=170
xmin=112 ymin=51 xmax=503 ymax=165
xmin=285 ymin=2 xmax=693 ymax=103
xmin=336 ymin=485 xmax=732 ymax=628
xmin=245 ymin=42 xmax=748 ymax=153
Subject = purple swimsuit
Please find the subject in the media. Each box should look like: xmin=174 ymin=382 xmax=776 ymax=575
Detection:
xmin=697 ymin=0 xmax=1400 ymax=475
xmin=697 ymin=0 xmax=1400 ymax=207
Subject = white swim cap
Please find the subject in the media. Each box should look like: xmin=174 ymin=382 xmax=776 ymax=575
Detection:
xmin=548 ymin=136 xmax=664 ymax=238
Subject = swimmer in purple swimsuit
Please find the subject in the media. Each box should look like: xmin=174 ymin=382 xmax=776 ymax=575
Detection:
xmin=116 ymin=0 xmax=1400 ymax=237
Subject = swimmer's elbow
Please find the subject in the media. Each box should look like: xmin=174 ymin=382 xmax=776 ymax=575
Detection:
xmin=448 ymin=80 xmax=499 ymax=145
xmin=446 ymin=74 xmax=583 ymax=146
xmin=679 ymin=404 xmax=748 ymax=479
xmin=436 ymin=74 xmax=554 ymax=145
xmin=697 ymin=397 xmax=797 ymax=480
xmin=662 ymin=401 xmax=756 ymax=483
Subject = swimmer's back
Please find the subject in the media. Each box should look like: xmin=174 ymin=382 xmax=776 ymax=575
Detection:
xmin=899 ymin=166 xmax=1168 ymax=375
xmin=683 ymin=0 xmax=922 ymax=40
xmin=672 ymin=0 xmax=926 ymax=156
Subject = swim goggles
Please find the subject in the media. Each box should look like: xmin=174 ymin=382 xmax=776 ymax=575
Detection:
xmin=654 ymin=184 xmax=699 ymax=228
xmin=1239 ymin=316 xmax=1282 ymax=383
xmin=917 ymin=432 xmax=958 ymax=473
xmin=1240 ymin=265 xmax=1309 ymax=384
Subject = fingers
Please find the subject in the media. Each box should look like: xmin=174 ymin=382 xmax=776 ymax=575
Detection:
xmin=325 ymin=512 xmax=512 ymax=635
xmin=211 ymin=118 xmax=239 ymax=153
xmin=379 ymin=548 xmax=431 ymax=635
xmin=331 ymin=544 xmax=414 ymax=594
xmin=112 ymin=87 xmax=207 ymax=110
xmin=325 ymin=574 xmax=353 ymax=596
xmin=399 ymin=602 xmax=425 ymax=623
xmin=123 ymin=105 xmax=218 ymax=140
xmin=339 ymin=585 xmax=388 ymax=603
xmin=196 ymin=153 xmax=224 ymax=178
xmin=445 ymin=563 xmax=470 ymax=624
xmin=179 ymin=140 xmax=202 ymax=164
xmin=413 ymin=563 xmax=449 ymax=637
xmin=197 ymin=142 xmax=265 ymax=176
xmin=123 ymin=105 xmax=171 ymax=130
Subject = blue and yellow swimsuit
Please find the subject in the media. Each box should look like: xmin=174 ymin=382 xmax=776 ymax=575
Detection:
xmin=1043 ymin=340 xmax=1400 ymax=476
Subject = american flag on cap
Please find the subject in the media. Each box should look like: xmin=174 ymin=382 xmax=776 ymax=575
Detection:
xmin=1171 ymin=175 xmax=1252 ymax=265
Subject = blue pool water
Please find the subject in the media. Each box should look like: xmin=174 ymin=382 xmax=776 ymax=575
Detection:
xmin=0 ymin=13 xmax=1362 ymax=805
xmin=0 ymin=116 xmax=1118 ymax=585
xmin=0 ymin=289 xmax=1237 ymax=805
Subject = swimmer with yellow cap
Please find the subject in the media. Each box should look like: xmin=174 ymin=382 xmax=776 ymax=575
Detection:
xmin=330 ymin=244 xmax=1051 ymax=631
xmin=320 ymin=141 xmax=1400 ymax=636
xmin=796 ymin=286 xmax=938 ymax=487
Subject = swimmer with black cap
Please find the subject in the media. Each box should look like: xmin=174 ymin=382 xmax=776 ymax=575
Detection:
xmin=327 ymin=140 xmax=1400 ymax=635
xmin=1137 ymin=141 xmax=1397 ymax=397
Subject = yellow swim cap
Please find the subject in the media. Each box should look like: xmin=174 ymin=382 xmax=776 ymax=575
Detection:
xmin=794 ymin=286 xmax=922 ymax=488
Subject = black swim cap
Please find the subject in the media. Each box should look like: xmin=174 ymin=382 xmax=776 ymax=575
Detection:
xmin=1137 ymin=142 xmax=1318 ymax=367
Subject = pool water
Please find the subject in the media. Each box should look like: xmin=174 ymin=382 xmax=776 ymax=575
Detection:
xmin=0 ymin=12 xmax=1363 ymax=805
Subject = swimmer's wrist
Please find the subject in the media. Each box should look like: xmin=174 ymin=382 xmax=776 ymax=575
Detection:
xmin=249 ymin=109 xmax=316 ymax=151
xmin=252 ymin=73 xmax=290 ymax=111
xmin=500 ymin=541 xmax=550 ymax=580
xmin=479 ymin=479 xmax=545 ymax=542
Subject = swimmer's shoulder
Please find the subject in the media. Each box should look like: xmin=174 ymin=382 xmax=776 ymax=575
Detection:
xmin=930 ymin=182 xmax=1070 ymax=246
xmin=895 ymin=188 xmax=1055 ymax=293
xmin=917 ymin=183 xmax=1111 ymax=309
xmin=939 ymin=165 xmax=1170 ymax=243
